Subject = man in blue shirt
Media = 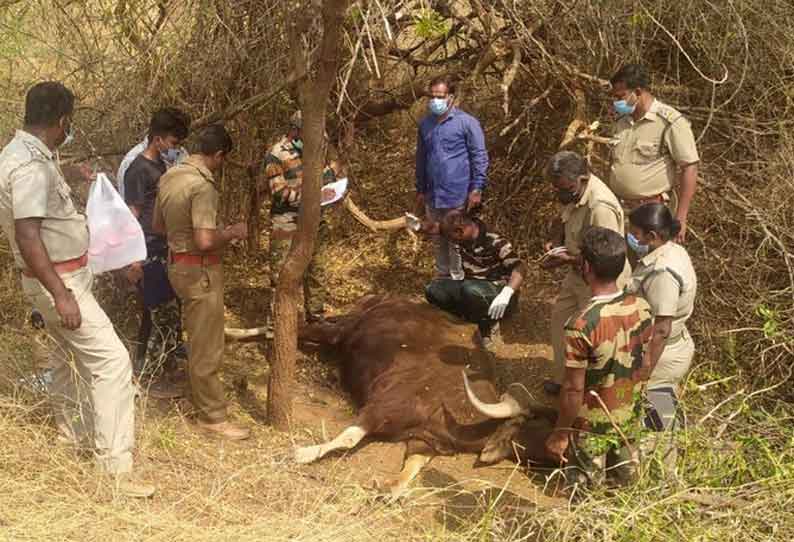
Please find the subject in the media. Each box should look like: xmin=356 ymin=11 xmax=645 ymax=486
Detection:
xmin=416 ymin=76 xmax=489 ymax=280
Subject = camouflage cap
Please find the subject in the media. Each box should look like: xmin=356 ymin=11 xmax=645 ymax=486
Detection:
xmin=290 ymin=110 xmax=302 ymax=130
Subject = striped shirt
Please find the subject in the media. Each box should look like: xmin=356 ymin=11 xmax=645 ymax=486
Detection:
xmin=460 ymin=219 xmax=522 ymax=281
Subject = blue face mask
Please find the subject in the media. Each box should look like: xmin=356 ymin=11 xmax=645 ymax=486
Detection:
xmin=160 ymin=147 xmax=181 ymax=164
xmin=627 ymin=232 xmax=650 ymax=256
xmin=292 ymin=138 xmax=303 ymax=151
xmin=613 ymin=98 xmax=636 ymax=116
xmin=429 ymin=97 xmax=449 ymax=116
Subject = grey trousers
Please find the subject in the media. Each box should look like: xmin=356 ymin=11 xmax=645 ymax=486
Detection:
xmin=426 ymin=204 xmax=464 ymax=280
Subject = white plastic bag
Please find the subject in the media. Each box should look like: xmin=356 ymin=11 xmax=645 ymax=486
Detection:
xmin=86 ymin=173 xmax=147 ymax=274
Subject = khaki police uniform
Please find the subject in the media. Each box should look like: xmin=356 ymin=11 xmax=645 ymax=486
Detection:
xmin=551 ymin=174 xmax=632 ymax=383
xmin=0 ymin=130 xmax=135 ymax=474
xmin=627 ymin=241 xmax=697 ymax=392
xmin=609 ymin=100 xmax=699 ymax=212
xmin=155 ymin=155 xmax=227 ymax=423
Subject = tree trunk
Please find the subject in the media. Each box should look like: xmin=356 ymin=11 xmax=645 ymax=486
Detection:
xmin=267 ymin=0 xmax=350 ymax=431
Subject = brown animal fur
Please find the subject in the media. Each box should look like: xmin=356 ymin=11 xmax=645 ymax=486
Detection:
xmin=297 ymin=295 xmax=556 ymax=472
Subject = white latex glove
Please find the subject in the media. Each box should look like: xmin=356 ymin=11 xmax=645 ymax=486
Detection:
xmin=488 ymin=286 xmax=514 ymax=320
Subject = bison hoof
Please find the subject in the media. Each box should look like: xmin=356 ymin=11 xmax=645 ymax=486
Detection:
xmin=294 ymin=445 xmax=322 ymax=464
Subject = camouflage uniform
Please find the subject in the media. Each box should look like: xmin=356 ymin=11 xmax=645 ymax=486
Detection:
xmin=264 ymin=135 xmax=339 ymax=319
xmin=563 ymin=291 xmax=653 ymax=485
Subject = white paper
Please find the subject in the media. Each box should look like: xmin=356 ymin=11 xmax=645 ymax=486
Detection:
xmin=321 ymin=177 xmax=348 ymax=206
xmin=405 ymin=212 xmax=421 ymax=231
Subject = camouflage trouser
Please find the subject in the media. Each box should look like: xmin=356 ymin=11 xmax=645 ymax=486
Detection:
xmin=269 ymin=217 xmax=328 ymax=321
xmin=564 ymin=416 xmax=644 ymax=488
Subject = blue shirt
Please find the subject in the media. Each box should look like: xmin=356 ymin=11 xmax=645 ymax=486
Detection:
xmin=415 ymin=107 xmax=489 ymax=209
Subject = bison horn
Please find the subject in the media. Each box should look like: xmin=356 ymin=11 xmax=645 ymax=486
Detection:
xmin=462 ymin=371 xmax=524 ymax=419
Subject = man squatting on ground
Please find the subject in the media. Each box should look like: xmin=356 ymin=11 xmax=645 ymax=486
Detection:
xmin=415 ymin=75 xmax=489 ymax=280
xmin=153 ymin=124 xmax=251 ymax=442
xmin=0 ymin=82 xmax=154 ymax=497
xmin=424 ymin=211 xmax=523 ymax=349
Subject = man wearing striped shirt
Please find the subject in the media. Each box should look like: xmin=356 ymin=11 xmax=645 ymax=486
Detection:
xmin=425 ymin=211 xmax=524 ymax=349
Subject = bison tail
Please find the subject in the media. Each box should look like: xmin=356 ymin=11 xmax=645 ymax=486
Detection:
xmin=225 ymin=326 xmax=272 ymax=340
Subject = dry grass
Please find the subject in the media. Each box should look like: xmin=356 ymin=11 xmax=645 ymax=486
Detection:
xmin=1 ymin=234 xmax=793 ymax=541
xmin=2 ymin=1 xmax=794 ymax=539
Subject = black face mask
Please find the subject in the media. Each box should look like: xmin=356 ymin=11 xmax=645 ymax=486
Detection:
xmin=557 ymin=189 xmax=579 ymax=204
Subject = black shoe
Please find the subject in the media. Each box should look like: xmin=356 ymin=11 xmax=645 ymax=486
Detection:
xmin=30 ymin=310 xmax=45 ymax=329
xmin=543 ymin=380 xmax=561 ymax=396
xmin=173 ymin=343 xmax=189 ymax=361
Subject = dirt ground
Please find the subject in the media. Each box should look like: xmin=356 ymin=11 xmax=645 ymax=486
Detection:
xmin=0 ymin=217 xmax=572 ymax=541
xmin=217 ymin=225 xmax=567 ymax=511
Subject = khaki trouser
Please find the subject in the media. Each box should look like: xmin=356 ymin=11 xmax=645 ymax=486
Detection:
xmin=551 ymin=264 xmax=632 ymax=383
xmin=22 ymin=266 xmax=135 ymax=474
xmin=647 ymin=328 xmax=695 ymax=392
xmin=550 ymin=271 xmax=592 ymax=383
xmin=168 ymin=263 xmax=227 ymax=423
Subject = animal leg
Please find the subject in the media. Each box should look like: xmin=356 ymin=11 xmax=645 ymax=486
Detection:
xmin=383 ymin=453 xmax=431 ymax=499
xmin=294 ymin=425 xmax=367 ymax=464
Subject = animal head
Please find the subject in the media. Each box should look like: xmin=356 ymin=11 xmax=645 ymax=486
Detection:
xmin=462 ymin=371 xmax=556 ymax=466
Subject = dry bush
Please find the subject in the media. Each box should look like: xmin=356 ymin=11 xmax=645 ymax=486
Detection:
xmin=1 ymin=0 xmax=794 ymax=540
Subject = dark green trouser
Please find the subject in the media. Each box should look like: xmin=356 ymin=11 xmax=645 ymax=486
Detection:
xmin=270 ymin=219 xmax=328 ymax=319
xmin=424 ymin=278 xmax=516 ymax=336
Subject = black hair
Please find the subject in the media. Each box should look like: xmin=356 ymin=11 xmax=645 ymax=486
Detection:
xmin=429 ymin=75 xmax=456 ymax=95
xmin=581 ymin=227 xmax=627 ymax=282
xmin=23 ymin=82 xmax=75 ymax=127
xmin=440 ymin=210 xmax=475 ymax=237
xmin=149 ymin=107 xmax=190 ymax=140
xmin=546 ymin=150 xmax=589 ymax=182
xmin=610 ymin=64 xmax=651 ymax=90
xmin=629 ymin=203 xmax=681 ymax=241
xmin=197 ymin=124 xmax=234 ymax=155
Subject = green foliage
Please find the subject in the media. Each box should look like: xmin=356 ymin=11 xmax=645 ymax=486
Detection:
xmin=756 ymin=304 xmax=782 ymax=340
xmin=413 ymin=8 xmax=450 ymax=39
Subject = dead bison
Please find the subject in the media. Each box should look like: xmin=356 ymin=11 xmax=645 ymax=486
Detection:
xmin=292 ymin=295 xmax=556 ymax=496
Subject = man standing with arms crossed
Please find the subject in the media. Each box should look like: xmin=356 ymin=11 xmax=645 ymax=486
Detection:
xmin=416 ymin=76 xmax=489 ymax=280
xmin=153 ymin=124 xmax=250 ymax=440
xmin=0 ymin=82 xmax=153 ymax=497
xmin=609 ymin=64 xmax=699 ymax=243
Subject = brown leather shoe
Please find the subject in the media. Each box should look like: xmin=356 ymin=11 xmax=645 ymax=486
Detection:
xmin=196 ymin=419 xmax=251 ymax=441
